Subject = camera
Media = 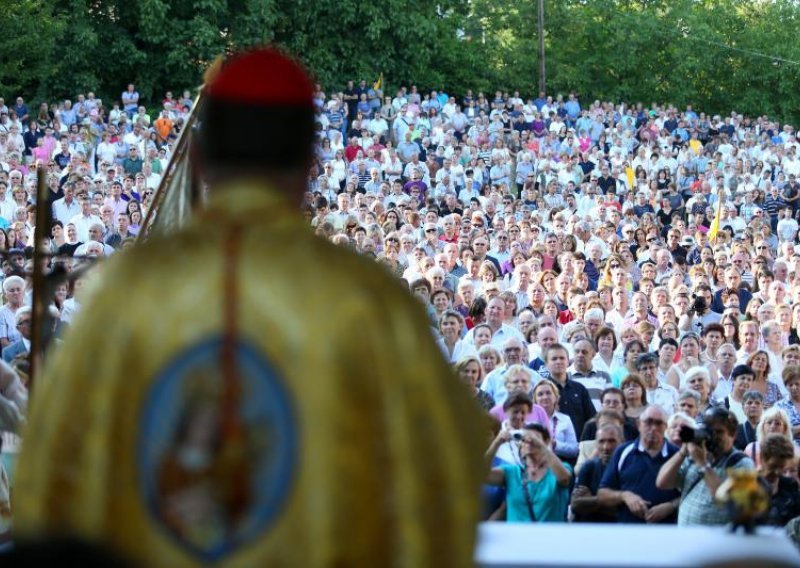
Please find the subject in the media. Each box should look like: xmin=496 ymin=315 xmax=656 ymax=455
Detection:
xmin=510 ymin=430 xmax=525 ymax=441
xmin=679 ymin=424 xmax=718 ymax=453
xmin=689 ymin=294 xmax=707 ymax=315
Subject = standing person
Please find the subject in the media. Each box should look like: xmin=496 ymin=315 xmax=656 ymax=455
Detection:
xmin=545 ymin=343 xmax=596 ymax=438
xmin=121 ymin=84 xmax=139 ymax=119
xmin=14 ymin=49 xmax=485 ymax=567
xmin=656 ymin=407 xmax=755 ymax=526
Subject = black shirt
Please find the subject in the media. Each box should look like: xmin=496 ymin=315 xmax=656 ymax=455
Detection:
xmin=574 ymin=457 xmax=618 ymax=523
xmin=553 ymin=376 xmax=597 ymax=439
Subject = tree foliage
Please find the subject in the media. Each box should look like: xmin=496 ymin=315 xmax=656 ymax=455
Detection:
xmin=5 ymin=0 xmax=800 ymax=122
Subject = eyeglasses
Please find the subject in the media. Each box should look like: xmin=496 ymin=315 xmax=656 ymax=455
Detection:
xmin=425 ymin=228 xmax=437 ymax=233
xmin=647 ymin=237 xmax=657 ymax=242
xmin=346 ymin=224 xmax=356 ymax=229
xmin=17 ymin=319 xmax=30 ymax=326
xmin=641 ymin=418 xmax=666 ymax=428
xmin=609 ymin=263 xmax=621 ymax=269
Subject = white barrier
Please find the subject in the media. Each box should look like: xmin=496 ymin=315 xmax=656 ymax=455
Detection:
xmin=475 ymin=522 xmax=800 ymax=567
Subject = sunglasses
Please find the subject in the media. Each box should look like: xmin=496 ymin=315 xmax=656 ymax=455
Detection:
xmin=647 ymin=237 xmax=658 ymax=242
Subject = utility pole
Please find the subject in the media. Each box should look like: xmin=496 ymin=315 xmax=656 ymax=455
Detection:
xmin=538 ymin=0 xmax=546 ymax=94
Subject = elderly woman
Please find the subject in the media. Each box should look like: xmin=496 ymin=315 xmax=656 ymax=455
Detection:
xmin=486 ymin=422 xmax=573 ymax=522
xmin=744 ymin=407 xmax=797 ymax=467
xmin=683 ymin=366 xmax=719 ymax=416
xmin=666 ymin=412 xmax=697 ymax=447
xmin=478 ymin=344 xmax=502 ymax=377
xmin=533 ymin=380 xmax=578 ymax=462
xmin=489 ymin=365 xmax=550 ymax=429
xmin=453 ymin=356 xmax=494 ymax=412
xmin=620 ymin=373 xmax=648 ymax=421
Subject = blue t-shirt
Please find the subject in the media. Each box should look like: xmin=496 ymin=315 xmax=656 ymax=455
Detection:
xmin=600 ymin=439 xmax=680 ymax=524
xmin=502 ymin=463 xmax=571 ymax=523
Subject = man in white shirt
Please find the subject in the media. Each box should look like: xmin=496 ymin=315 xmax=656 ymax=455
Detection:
xmin=51 ymin=183 xmax=81 ymax=225
xmin=68 ymin=196 xmax=102 ymax=242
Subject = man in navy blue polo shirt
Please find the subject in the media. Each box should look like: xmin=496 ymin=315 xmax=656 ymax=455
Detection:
xmin=597 ymin=406 xmax=681 ymax=524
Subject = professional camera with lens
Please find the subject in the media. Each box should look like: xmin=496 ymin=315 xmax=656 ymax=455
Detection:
xmin=689 ymin=294 xmax=708 ymax=315
xmin=679 ymin=423 xmax=718 ymax=452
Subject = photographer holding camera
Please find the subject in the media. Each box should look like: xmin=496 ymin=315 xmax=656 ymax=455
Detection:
xmin=656 ymin=407 xmax=755 ymax=526
xmin=679 ymin=285 xmax=721 ymax=336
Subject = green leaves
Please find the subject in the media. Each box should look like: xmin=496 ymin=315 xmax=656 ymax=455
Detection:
xmin=5 ymin=0 xmax=800 ymax=124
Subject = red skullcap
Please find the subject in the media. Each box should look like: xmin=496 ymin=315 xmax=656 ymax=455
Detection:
xmin=206 ymin=48 xmax=314 ymax=107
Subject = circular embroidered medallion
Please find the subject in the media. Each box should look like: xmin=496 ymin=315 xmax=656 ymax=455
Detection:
xmin=138 ymin=337 xmax=297 ymax=561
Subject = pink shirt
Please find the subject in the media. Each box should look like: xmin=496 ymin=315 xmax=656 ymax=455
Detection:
xmin=489 ymin=403 xmax=553 ymax=436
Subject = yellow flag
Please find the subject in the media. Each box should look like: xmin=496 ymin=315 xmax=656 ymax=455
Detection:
xmin=708 ymin=194 xmax=723 ymax=243
xmin=625 ymin=166 xmax=635 ymax=190
xmin=373 ymin=73 xmax=383 ymax=91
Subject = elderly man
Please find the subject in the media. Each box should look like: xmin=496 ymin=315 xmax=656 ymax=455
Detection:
xmin=598 ymin=405 xmax=681 ymax=524
xmin=529 ymin=323 xmax=558 ymax=378
xmin=569 ymin=338 xmax=611 ymax=409
xmin=0 ymin=276 xmax=25 ymax=352
xmin=465 ymin=297 xmax=524 ymax=347
xmin=481 ymin=337 xmax=541 ymax=406
xmin=2 ymin=305 xmax=31 ymax=363
xmin=657 ymin=407 xmax=754 ymax=526
xmin=712 ymin=343 xmax=738 ymax=399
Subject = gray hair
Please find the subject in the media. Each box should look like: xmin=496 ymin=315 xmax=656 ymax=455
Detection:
xmin=667 ymin=411 xmax=697 ymax=429
xmin=677 ymin=388 xmax=701 ymax=405
xmin=2 ymin=275 xmax=24 ymax=292
xmin=585 ymin=307 xmax=605 ymax=322
xmin=761 ymin=319 xmax=780 ymax=341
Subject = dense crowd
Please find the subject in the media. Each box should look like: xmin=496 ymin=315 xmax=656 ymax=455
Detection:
xmin=0 ymin=86 xmax=192 ymax=531
xmin=309 ymin=81 xmax=800 ymax=532
xmin=2 ymin=79 xmax=800 ymax=536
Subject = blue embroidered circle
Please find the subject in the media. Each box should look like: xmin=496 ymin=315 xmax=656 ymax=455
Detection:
xmin=137 ymin=337 xmax=297 ymax=561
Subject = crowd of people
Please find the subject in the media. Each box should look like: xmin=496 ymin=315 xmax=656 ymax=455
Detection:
xmin=0 ymin=86 xmax=192 ymax=533
xmin=309 ymin=83 xmax=800 ymax=532
xmin=2 ymin=78 xmax=800 ymax=537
